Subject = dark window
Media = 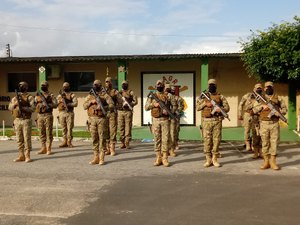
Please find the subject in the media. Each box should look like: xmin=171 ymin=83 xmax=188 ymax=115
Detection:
xmin=64 ymin=72 xmax=95 ymax=92
xmin=7 ymin=73 xmax=37 ymax=92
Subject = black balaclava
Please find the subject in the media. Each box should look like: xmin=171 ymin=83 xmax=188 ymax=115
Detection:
xmin=208 ymin=84 xmax=217 ymax=93
xmin=122 ymin=83 xmax=128 ymax=90
xmin=41 ymin=85 xmax=48 ymax=92
xmin=255 ymin=88 xmax=263 ymax=95
xmin=265 ymin=87 xmax=274 ymax=95
xmin=93 ymin=84 xmax=101 ymax=92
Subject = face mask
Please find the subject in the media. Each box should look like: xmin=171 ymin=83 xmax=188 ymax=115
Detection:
xmin=171 ymin=91 xmax=175 ymax=95
xmin=208 ymin=85 xmax=216 ymax=93
xmin=63 ymin=87 xmax=70 ymax=92
xmin=20 ymin=87 xmax=27 ymax=93
xmin=265 ymin=87 xmax=274 ymax=95
xmin=41 ymin=86 xmax=48 ymax=92
xmin=255 ymin=89 xmax=262 ymax=95
xmin=157 ymin=86 xmax=164 ymax=92
xmin=122 ymin=84 xmax=128 ymax=90
xmin=166 ymin=89 xmax=171 ymax=93
xmin=93 ymin=85 xmax=101 ymax=92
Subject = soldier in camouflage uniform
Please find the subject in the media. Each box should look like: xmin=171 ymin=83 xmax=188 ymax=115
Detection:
xmin=8 ymin=82 xmax=36 ymax=163
xmin=196 ymin=79 xmax=230 ymax=168
xmin=35 ymin=81 xmax=57 ymax=155
xmin=83 ymin=80 xmax=114 ymax=165
xmin=238 ymin=83 xmax=263 ymax=158
xmin=117 ymin=80 xmax=138 ymax=149
xmin=104 ymin=77 xmax=121 ymax=156
xmin=253 ymin=81 xmax=287 ymax=170
xmin=57 ymin=82 xmax=78 ymax=148
xmin=145 ymin=80 xmax=176 ymax=167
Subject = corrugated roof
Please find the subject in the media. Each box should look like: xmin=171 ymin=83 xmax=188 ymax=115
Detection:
xmin=0 ymin=53 xmax=241 ymax=63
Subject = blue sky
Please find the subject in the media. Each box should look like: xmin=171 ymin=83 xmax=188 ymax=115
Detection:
xmin=0 ymin=0 xmax=299 ymax=57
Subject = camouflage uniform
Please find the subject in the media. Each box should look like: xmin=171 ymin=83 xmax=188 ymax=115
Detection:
xmin=117 ymin=80 xmax=138 ymax=149
xmin=145 ymin=80 xmax=177 ymax=167
xmin=57 ymin=82 xmax=78 ymax=148
xmin=8 ymin=82 xmax=35 ymax=163
xmin=83 ymin=80 xmax=114 ymax=165
xmin=253 ymin=81 xmax=287 ymax=170
xmin=174 ymin=91 xmax=184 ymax=150
xmin=238 ymin=83 xmax=263 ymax=158
xmin=196 ymin=79 xmax=230 ymax=167
xmin=35 ymin=81 xmax=58 ymax=155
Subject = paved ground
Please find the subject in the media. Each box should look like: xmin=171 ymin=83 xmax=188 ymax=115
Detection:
xmin=0 ymin=139 xmax=299 ymax=225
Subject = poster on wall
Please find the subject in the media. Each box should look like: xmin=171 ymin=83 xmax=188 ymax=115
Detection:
xmin=142 ymin=72 xmax=195 ymax=125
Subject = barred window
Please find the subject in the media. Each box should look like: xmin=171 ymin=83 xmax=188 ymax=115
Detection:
xmin=64 ymin=72 xmax=95 ymax=92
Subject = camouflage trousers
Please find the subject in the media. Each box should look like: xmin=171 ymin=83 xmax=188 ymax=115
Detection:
xmin=169 ymin=118 xmax=177 ymax=150
xmin=107 ymin=111 xmax=117 ymax=143
xmin=59 ymin=111 xmax=74 ymax=141
xmin=242 ymin=112 xmax=253 ymax=142
xmin=152 ymin=117 xmax=170 ymax=153
xmin=259 ymin=121 xmax=280 ymax=156
xmin=37 ymin=113 xmax=53 ymax=145
xmin=243 ymin=113 xmax=261 ymax=148
xmin=89 ymin=116 xmax=108 ymax=153
xmin=14 ymin=118 xmax=32 ymax=152
xmin=175 ymin=120 xmax=180 ymax=145
xmin=202 ymin=118 xmax=222 ymax=155
xmin=118 ymin=110 xmax=133 ymax=143
xmin=251 ymin=115 xmax=261 ymax=149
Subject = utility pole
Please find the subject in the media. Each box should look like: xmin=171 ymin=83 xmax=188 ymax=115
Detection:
xmin=6 ymin=44 xmax=12 ymax=57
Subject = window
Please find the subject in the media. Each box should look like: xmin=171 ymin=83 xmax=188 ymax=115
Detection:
xmin=7 ymin=72 xmax=37 ymax=92
xmin=64 ymin=72 xmax=95 ymax=92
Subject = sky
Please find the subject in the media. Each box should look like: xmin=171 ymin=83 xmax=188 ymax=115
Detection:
xmin=0 ymin=0 xmax=299 ymax=57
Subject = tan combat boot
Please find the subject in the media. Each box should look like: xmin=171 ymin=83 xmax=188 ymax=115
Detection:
xmin=162 ymin=152 xmax=170 ymax=167
xmin=25 ymin=151 xmax=32 ymax=163
xmin=67 ymin=139 xmax=73 ymax=148
xmin=89 ymin=151 xmax=99 ymax=165
xmin=212 ymin=154 xmax=221 ymax=167
xmin=99 ymin=151 xmax=105 ymax=165
xmin=270 ymin=155 xmax=280 ymax=170
xmin=260 ymin=155 xmax=270 ymax=170
xmin=125 ymin=140 xmax=130 ymax=149
xmin=245 ymin=141 xmax=251 ymax=151
xmin=169 ymin=148 xmax=177 ymax=157
xmin=110 ymin=143 xmax=116 ymax=156
xmin=120 ymin=142 xmax=126 ymax=149
xmin=46 ymin=142 xmax=52 ymax=155
xmin=14 ymin=150 xmax=25 ymax=162
xmin=37 ymin=143 xmax=47 ymax=154
xmin=105 ymin=142 xmax=111 ymax=155
xmin=153 ymin=151 xmax=162 ymax=166
xmin=252 ymin=147 xmax=259 ymax=159
xmin=59 ymin=138 xmax=68 ymax=148
xmin=203 ymin=154 xmax=212 ymax=167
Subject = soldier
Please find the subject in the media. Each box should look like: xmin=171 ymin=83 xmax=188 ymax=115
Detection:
xmin=196 ymin=79 xmax=230 ymax=168
xmin=8 ymin=82 xmax=35 ymax=163
xmin=238 ymin=83 xmax=263 ymax=158
xmin=104 ymin=77 xmax=121 ymax=156
xmin=145 ymin=80 xmax=176 ymax=167
xmin=253 ymin=81 xmax=287 ymax=170
xmin=35 ymin=81 xmax=57 ymax=155
xmin=117 ymin=80 xmax=138 ymax=149
xmin=57 ymin=82 xmax=78 ymax=148
xmin=83 ymin=80 xmax=114 ymax=165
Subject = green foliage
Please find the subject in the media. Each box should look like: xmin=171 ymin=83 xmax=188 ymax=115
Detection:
xmin=240 ymin=16 xmax=300 ymax=82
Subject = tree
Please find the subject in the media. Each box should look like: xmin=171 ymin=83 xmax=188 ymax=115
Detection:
xmin=240 ymin=16 xmax=300 ymax=82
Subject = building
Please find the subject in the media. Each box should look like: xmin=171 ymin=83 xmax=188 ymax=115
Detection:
xmin=0 ymin=54 xmax=298 ymax=129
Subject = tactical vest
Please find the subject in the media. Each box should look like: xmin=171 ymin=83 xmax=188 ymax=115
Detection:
xmin=12 ymin=93 xmax=31 ymax=119
xmin=151 ymin=92 xmax=170 ymax=118
xmin=58 ymin=92 xmax=74 ymax=112
xmin=35 ymin=93 xmax=53 ymax=114
xmin=107 ymin=88 xmax=118 ymax=105
xmin=87 ymin=94 xmax=108 ymax=117
xmin=202 ymin=92 xmax=222 ymax=118
xmin=119 ymin=90 xmax=133 ymax=110
xmin=260 ymin=94 xmax=280 ymax=121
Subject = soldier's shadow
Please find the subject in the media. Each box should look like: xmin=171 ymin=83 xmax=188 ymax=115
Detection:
xmin=32 ymin=149 xmax=91 ymax=161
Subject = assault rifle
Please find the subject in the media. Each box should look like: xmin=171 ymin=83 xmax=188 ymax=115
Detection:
xmin=122 ymin=96 xmax=133 ymax=111
xmin=37 ymin=91 xmax=51 ymax=111
xmin=252 ymin=91 xmax=288 ymax=124
xmin=200 ymin=91 xmax=230 ymax=121
xmin=147 ymin=92 xmax=176 ymax=120
xmin=59 ymin=90 xmax=69 ymax=112
xmin=90 ymin=88 xmax=107 ymax=116
xmin=15 ymin=89 xmax=25 ymax=118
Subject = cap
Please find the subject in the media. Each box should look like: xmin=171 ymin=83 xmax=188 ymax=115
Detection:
xmin=165 ymin=83 xmax=171 ymax=89
xmin=254 ymin=83 xmax=262 ymax=89
xmin=41 ymin=81 xmax=49 ymax=86
xmin=265 ymin=81 xmax=273 ymax=87
xmin=156 ymin=79 xmax=163 ymax=85
xmin=122 ymin=80 xmax=128 ymax=85
xmin=105 ymin=77 xmax=112 ymax=82
xmin=63 ymin=82 xmax=70 ymax=87
xmin=93 ymin=80 xmax=102 ymax=85
xmin=19 ymin=81 xmax=28 ymax=88
xmin=208 ymin=79 xmax=217 ymax=85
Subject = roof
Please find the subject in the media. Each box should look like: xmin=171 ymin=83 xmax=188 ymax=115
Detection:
xmin=0 ymin=53 xmax=241 ymax=63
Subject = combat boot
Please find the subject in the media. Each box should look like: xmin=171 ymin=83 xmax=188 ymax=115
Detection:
xmin=105 ymin=142 xmax=111 ymax=155
xmin=67 ymin=139 xmax=73 ymax=148
xmin=59 ymin=139 xmax=68 ymax=148
xmin=37 ymin=143 xmax=47 ymax=154
xmin=120 ymin=142 xmax=126 ymax=149
xmin=99 ymin=151 xmax=105 ymax=165
xmin=153 ymin=151 xmax=162 ymax=166
xmin=245 ymin=141 xmax=252 ymax=151
xmin=270 ymin=155 xmax=280 ymax=170
xmin=212 ymin=154 xmax=221 ymax=167
xmin=162 ymin=152 xmax=170 ymax=167
xmin=169 ymin=148 xmax=177 ymax=157
xmin=125 ymin=140 xmax=130 ymax=149
xmin=252 ymin=147 xmax=259 ymax=159
xmin=14 ymin=150 xmax=25 ymax=162
xmin=260 ymin=155 xmax=270 ymax=170
xmin=89 ymin=151 xmax=99 ymax=165
xmin=203 ymin=154 xmax=212 ymax=167
xmin=25 ymin=151 xmax=32 ymax=163
xmin=110 ymin=143 xmax=116 ymax=156
xmin=46 ymin=142 xmax=52 ymax=155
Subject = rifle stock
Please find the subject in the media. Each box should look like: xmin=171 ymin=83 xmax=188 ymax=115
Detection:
xmin=37 ymin=91 xmax=50 ymax=111
xmin=59 ymin=90 xmax=69 ymax=112
xmin=90 ymin=88 xmax=107 ymax=116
